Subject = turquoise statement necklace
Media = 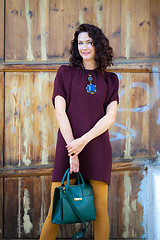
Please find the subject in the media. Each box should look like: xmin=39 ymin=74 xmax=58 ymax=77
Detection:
xmin=84 ymin=68 xmax=97 ymax=94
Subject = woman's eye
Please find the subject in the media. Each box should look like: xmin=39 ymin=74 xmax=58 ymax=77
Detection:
xmin=78 ymin=42 xmax=83 ymax=45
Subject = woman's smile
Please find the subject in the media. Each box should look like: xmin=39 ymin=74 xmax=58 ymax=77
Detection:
xmin=82 ymin=51 xmax=91 ymax=55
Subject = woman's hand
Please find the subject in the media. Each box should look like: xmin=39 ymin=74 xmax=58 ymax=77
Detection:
xmin=66 ymin=136 xmax=88 ymax=157
xmin=70 ymin=155 xmax=79 ymax=173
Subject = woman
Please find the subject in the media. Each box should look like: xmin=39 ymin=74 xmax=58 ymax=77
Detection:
xmin=40 ymin=23 xmax=119 ymax=240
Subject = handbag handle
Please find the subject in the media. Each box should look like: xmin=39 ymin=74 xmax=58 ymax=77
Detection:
xmin=61 ymin=168 xmax=70 ymax=186
xmin=61 ymin=168 xmax=85 ymax=189
xmin=66 ymin=169 xmax=85 ymax=189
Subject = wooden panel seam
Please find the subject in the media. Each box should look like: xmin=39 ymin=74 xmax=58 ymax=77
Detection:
xmin=0 ymin=158 xmax=153 ymax=178
xmin=0 ymin=69 xmax=155 ymax=73
xmin=0 ymin=59 xmax=160 ymax=72
xmin=0 ymin=65 xmax=158 ymax=72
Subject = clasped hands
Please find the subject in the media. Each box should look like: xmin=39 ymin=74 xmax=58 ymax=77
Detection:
xmin=66 ymin=136 xmax=88 ymax=173
xmin=66 ymin=136 xmax=86 ymax=157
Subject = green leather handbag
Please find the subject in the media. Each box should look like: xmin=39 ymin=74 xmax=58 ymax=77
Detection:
xmin=52 ymin=168 xmax=96 ymax=239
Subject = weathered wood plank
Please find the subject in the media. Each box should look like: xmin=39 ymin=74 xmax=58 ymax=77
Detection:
xmin=91 ymin=0 xmax=104 ymax=27
xmin=150 ymin=0 xmax=160 ymax=57
xmin=4 ymin=0 xmax=160 ymax=61
xmin=4 ymin=72 xmax=58 ymax=167
xmin=1 ymin=165 xmax=53 ymax=178
xmin=109 ymin=170 xmax=145 ymax=239
xmin=0 ymin=164 xmax=53 ymax=178
xmin=63 ymin=0 xmax=80 ymax=59
xmin=5 ymin=0 xmax=78 ymax=61
xmin=0 ymin=0 xmax=4 ymax=60
xmin=4 ymin=176 xmax=51 ymax=238
xmin=149 ymin=67 xmax=160 ymax=156
xmin=79 ymin=0 xmax=93 ymax=25
xmin=0 ymin=178 xmax=3 ymax=239
xmin=0 ymin=73 xmax=3 ymax=167
xmin=102 ymin=0 xmax=121 ymax=58
xmin=0 ymin=73 xmax=3 ymax=239
xmin=111 ymin=72 xmax=150 ymax=159
xmin=121 ymin=0 xmax=150 ymax=59
xmin=33 ymin=0 xmax=50 ymax=61
xmin=5 ymin=0 xmax=27 ymax=60
xmin=5 ymin=0 xmax=51 ymax=61
xmin=4 ymin=178 xmax=19 ymax=238
xmin=49 ymin=0 xmax=64 ymax=58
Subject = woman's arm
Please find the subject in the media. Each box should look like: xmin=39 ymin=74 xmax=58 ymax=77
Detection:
xmin=55 ymin=95 xmax=79 ymax=173
xmin=67 ymin=101 xmax=118 ymax=156
xmin=55 ymin=95 xmax=74 ymax=144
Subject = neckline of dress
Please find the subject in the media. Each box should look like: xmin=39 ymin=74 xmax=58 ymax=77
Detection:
xmin=80 ymin=68 xmax=98 ymax=80
xmin=81 ymin=68 xmax=97 ymax=72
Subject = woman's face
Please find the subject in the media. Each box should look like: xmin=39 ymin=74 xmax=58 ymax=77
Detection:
xmin=78 ymin=32 xmax=95 ymax=63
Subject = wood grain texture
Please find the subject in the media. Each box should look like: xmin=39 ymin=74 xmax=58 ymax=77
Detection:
xmin=149 ymin=68 xmax=160 ymax=156
xmin=5 ymin=0 xmax=27 ymax=60
xmin=0 ymin=0 xmax=4 ymax=60
xmin=0 ymin=74 xmax=3 ymax=240
xmin=121 ymin=0 xmax=150 ymax=59
xmin=4 ymin=0 xmax=159 ymax=61
xmin=79 ymin=0 xmax=93 ymax=25
xmin=0 ymin=73 xmax=4 ymax=167
xmin=4 ymin=176 xmax=51 ymax=238
xmin=109 ymin=170 xmax=145 ymax=239
xmin=102 ymin=0 xmax=121 ymax=58
xmin=111 ymin=72 xmax=150 ymax=159
xmin=150 ymin=0 xmax=160 ymax=57
xmin=63 ymin=0 xmax=80 ymax=59
xmin=49 ymin=0 xmax=64 ymax=58
xmin=0 ymin=178 xmax=3 ymax=239
xmin=4 ymin=72 xmax=58 ymax=167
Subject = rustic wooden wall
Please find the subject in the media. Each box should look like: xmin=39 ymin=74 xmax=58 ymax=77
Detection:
xmin=0 ymin=0 xmax=160 ymax=239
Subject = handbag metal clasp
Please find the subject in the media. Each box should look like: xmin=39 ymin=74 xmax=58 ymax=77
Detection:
xmin=74 ymin=198 xmax=82 ymax=201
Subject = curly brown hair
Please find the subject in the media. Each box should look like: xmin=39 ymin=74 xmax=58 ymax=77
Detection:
xmin=69 ymin=24 xmax=113 ymax=71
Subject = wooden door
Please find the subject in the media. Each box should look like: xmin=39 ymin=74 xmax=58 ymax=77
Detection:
xmin=0 ymin=0 xmax=160 ymax=239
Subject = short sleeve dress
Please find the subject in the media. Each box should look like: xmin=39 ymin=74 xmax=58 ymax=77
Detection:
xmin=52 ymin=65 xmax=119 ymax=184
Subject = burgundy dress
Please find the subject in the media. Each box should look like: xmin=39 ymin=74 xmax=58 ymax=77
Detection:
xmin=52 ymin=65 xmax=119 ymax=184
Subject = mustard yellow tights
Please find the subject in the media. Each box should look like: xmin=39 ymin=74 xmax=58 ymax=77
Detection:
xmin=39 ymin=179 xmax=110 ymax=240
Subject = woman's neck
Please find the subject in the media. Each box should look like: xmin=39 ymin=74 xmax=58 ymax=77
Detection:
xmin=83 ymin=60 xmax=97 ymax=70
